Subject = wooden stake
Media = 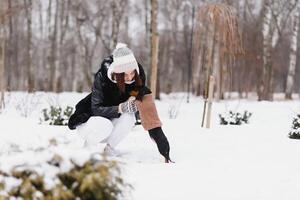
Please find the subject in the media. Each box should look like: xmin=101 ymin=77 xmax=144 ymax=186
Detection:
xmin=205 ymin=75 xmax=215 ymax=128
xmin=201 ymin=98 xmax=207 ymax=127
xmin=201 ymin=72 xmax=210 ymax=127
xmin=150 ymin=36 xmax=159 ymax=99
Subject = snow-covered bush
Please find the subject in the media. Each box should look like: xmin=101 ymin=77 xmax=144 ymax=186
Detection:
xmin=167 ymin=93 xmax=185 ymax=119
xmin=13 ymin=93 xmax=43 ymax=117
xmin=40 ymin=106 xmax=73 ymax=125
xmin=58 ymin=159 xmax=131 ymax=200
xmin=288 ymin=115 xmax=300 ymax=139
xmin=168 ymin=105 xmax=179 ymax=119
xmin=219 ymin=111 xmax=252 ymax=125
xmin=0 ymin=156 xmax=131 ymax=200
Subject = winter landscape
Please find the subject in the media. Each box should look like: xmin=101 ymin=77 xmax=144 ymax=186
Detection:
xmin=1 ymin=92 xmax=300 ymax=199
xmin=1 ymin=0 xmax=300 ymax=199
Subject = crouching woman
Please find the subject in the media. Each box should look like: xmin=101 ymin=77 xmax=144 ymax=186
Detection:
xmin=72 ymin=43 xmax=172 ymax=163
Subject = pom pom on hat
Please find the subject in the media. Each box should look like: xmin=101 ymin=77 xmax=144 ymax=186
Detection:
xmin=115 ymin=43 xmax=127 ymax=49
xmin=110 ymin=43 xmax=139 ymax=74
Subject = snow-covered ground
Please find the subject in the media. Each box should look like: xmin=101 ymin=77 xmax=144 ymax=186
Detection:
xmin=1 ymin=92 xmax=300 ymax=199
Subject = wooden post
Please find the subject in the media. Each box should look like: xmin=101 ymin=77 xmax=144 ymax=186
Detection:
xmin=201 ymin=76 xmax=209 ymax=127
xmin=205 ymin=75 xmax=215 ymax=128
xmin=150 ymin=36 xmax=159 ymax=98
xmin=150 ymin=0 xmax=159 ymax=99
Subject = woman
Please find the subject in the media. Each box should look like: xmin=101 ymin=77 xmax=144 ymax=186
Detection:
xmin=76 ymin=43 xmax=172 ymax=163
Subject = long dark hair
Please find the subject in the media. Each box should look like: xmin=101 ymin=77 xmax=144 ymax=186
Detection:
xmin=112 ymin=69 xmax=142 ymax=93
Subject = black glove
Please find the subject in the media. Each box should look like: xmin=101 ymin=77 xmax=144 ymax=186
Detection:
xmin=136 ymin=86 xmax=152 ymax=101
xmin=68 ymin=112 xmax=90 ymax=130
xmin=149 ymin=127 xmax=173 ymax=163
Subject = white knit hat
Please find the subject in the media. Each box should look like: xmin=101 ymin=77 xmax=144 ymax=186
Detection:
xmin=110 ymin=43 xmax=139 ymax=74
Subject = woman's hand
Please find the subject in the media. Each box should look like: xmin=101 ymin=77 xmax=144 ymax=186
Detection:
xmin=118 ymin=97 xmax=138 ymax=113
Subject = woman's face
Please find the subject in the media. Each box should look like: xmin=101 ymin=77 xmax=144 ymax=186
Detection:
xmin=124 ymin=70 xmax=135 ymax=82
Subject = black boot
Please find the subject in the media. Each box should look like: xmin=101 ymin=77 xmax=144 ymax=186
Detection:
xmin=149 ymin=127 xmax=173 ymax=163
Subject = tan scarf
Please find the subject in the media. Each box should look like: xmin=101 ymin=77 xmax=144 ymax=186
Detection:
xmin=135 ymin=94 xmax=162 ymax=131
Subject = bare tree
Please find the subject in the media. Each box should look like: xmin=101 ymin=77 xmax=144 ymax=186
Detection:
xmin=259 ymin=0 xmax=273 ymax=100
xmin=91 ymin=0 xmax=128 ymax=53
xmin=0 ymin=1 xmax=8 ymax=111
xmin=50 ymin=0 xmax=60 ymax=92
xmin=259 ymin=0 xmax=298 ymax=100
xmin=285 ymin=2 xmax=299 ymax=99
xmin=24 ymin=0 xmax=34 ymax=92
xmin=51 ymin=0 xmax=70 ymax=92
xmin=194 ymin=3 xmax=243 ymax=100
xmin=110 ymin=0 xmax=128 ymax=51
xmin=44 ymin=0 xmax=53 ymax=91
xmin=159 ymin=0 xmax=185 ymax=93
xmin=5 ymin=0 xmax=22 ymax=91
xmin=7 ymin=0 xmax=13 ymax=91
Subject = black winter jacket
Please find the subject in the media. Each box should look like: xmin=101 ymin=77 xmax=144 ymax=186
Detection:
xmin=68 ymin=56 xmax=151 ymax=130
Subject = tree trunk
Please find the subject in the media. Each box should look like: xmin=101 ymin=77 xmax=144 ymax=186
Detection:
xmin=110 ymin=0 xmax=127 ymax=51
xmin=54 ymin=0 xmax=70 ymax=92
xmin=111 ymin=0 xmax=119 ymax=51
xmin=76 ymin=24 xmax=92 ymax=90
xmin=123 ymin=11 xmax=130 ymax=45
xmin=214 ymin=42 xmax=221 ymax=101
xmin=46 ymin=0 xmax=53 ymax=91
xmin=7 ymin=0 xmax=13 ymax=91
xmin=144 ymin=0 xmax=151 ymax=87
xmin=38 ymin=0 xmax=46 ymax=91
xmin=219 ymin=54 xmax=226 ymax=100
xmin=204 ymin=21 xmax=216 ymax=100
xmin=150 ymin=0 xmax=159 ymax=99
xmin=24 ymin=0 xmax=34 ymax=92
xmin=285 ymin=4 xmax=299 ymax=99
xmin=71 ymin=43 xmax=78 ymax=92
xmin=0 ymin=0 xmax=5 ymax=110
xmin=50 ymin=0 xmax=59 ymax=92
xmin=259 ymin=0 xmax=273 ymax=101
xmin=194 ymin=44 xmax=206 ymax=96
xmin=0 ymin=27 xmax=5 ymax=111
xmin=145 ymin=0 xmax=150 ymax=46
xmin=7 ymin=0 xmax=19 ymax=91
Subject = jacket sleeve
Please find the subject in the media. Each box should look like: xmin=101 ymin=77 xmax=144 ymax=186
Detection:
xmin=91 ymin=72 xmax=120 ymax=118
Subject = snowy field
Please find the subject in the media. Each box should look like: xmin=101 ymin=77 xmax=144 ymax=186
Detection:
xmin=0 ymin=92 xmax=300 ymax=199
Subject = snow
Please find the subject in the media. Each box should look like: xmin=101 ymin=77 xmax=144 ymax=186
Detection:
xmin=1 ymin=92 xmax=300 ymax=199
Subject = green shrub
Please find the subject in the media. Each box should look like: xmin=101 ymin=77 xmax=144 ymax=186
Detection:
xmin=219 ymin=110 xmax=252 ymax=125
xmin=0 ymin=156 xmax=131 ymax=200
xmin=58 ymin=159 xmax=130 ymax=200
xmin=41 ymin=106 xmax=73 ymax=125
xmin=8 ymin=169 xmax=46 ymax=198
xmin=289 ymin=115 xmax=300 ymax=139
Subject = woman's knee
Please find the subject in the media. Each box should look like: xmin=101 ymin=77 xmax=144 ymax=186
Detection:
xmin=77 ymin=116 xmax=114 ymax=141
